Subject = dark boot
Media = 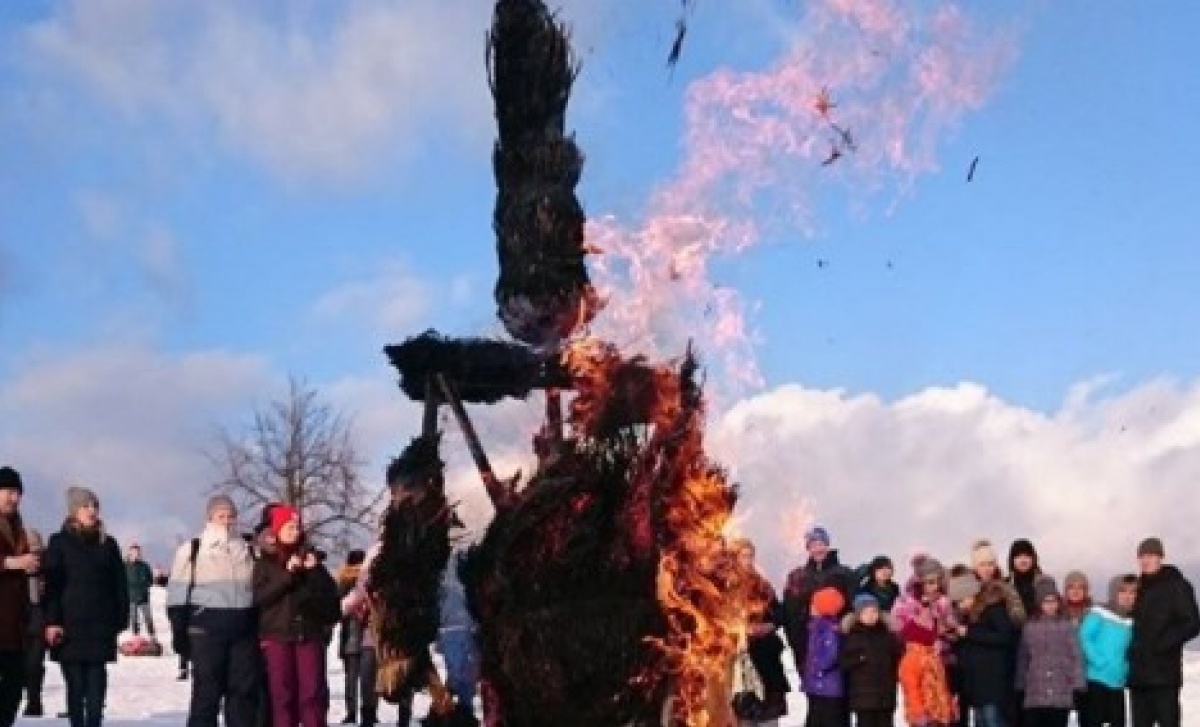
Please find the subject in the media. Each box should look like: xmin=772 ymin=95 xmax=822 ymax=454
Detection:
xmin=359 ymin=710 xmax=377 ymax=727
xmin=22 ymin=700 xmax=44 ymax=717
xmin=340 ymin=711 xmax=357 ymax=724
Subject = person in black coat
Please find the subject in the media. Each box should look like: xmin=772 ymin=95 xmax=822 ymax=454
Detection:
xmin=1127 ymin=537 xmax=1200 ymax=727
xmin=951 ymin=578 xmax=1017 ymax=727
xmin=43 ymin=487 xmax=128 ymax=727
xmin=732 ymin=539 xmax=790 ymax=721
xmin=782 ymin=525 xmax=856 ymax=670
xmin=856 ymin=555 xmax=901 ymax=613
xmin=839 ymin=594 xmax=902 ymax=727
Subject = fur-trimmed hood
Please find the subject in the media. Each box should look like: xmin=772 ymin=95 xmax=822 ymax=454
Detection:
xmin=842 ymin=609 xmax=894 ymax=633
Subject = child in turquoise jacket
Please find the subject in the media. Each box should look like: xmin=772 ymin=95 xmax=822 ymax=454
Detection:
xmin=1078 ymin=574 xmax=1136 ymax=727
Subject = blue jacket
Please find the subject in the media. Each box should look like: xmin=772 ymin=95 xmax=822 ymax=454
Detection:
xmin=802 ymin=615 xmax=844 ymax=698
xmin=1079 ymin=604 xmax=1132 ymax=688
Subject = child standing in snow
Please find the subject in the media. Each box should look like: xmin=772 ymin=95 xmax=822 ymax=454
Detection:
xmin=950 ymin=575 xmax=1017 ymax=727
xmin=857 ymin=556 xmax=902 ymax=613
xmin=1078 ymin=575 xmax=1136 ymax=727
xmin=894 ymin=556 xmax=957 ymax=727
xmin=1016 ymin=578 xmax=1085 ymax=727
xmin=839 ymin=594 xmax=902 ymax=727
xmin=803 ymin=586 xmax=847 ymax=727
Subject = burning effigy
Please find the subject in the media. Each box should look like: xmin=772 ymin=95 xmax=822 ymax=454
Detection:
xmin=376 ymin=1 xmax=755 ymax=725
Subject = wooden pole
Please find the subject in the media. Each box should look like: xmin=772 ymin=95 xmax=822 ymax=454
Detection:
xmin=435 ymin=373 xmax=509 ymax=508
xmin=422 ymin=377 xmax=439 ymax=438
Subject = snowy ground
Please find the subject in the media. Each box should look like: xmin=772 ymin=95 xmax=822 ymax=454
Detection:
xmin=17 ymin=588 xmax=1200 ymax=725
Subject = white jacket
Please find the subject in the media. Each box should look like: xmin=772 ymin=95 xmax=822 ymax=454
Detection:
xmin=165 ymin=523 xmax=255 ymax=611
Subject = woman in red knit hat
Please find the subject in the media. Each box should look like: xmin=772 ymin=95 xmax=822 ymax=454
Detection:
xmin=252 ymin=504 xmax=340 ymax=727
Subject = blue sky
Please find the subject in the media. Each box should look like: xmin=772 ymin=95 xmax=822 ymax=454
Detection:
xmin=3 ymin=1 xmax=1200 ymax=576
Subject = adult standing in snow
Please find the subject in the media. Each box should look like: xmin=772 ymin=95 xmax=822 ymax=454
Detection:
xmin=22 ymin=528 xmax=47 ymax=718
xmin=252 ymin=504 xmax=340 ymax=727
xmin=1127 ymin=537 xmax=1200 ymax=727
xmin=167 ymin=495 xmax=261 ymax=727
xmin=0 ymin=466 xmax=39 ymax=727
xmin=437 ymin=540 xmax=481 ymax=725
xmin=782 ymin=526 xmax=855 ymax=672
xmin=42 ymin=486 xmax=129 ymax=727
xmin=336 ymin=549 xmax=367 ymax=725
xmin=125 ymin=543 xmax=157 ymax=641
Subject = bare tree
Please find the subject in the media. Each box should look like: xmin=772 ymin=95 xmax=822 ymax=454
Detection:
xmin=207 ymin=377 xmax=383 ymax=553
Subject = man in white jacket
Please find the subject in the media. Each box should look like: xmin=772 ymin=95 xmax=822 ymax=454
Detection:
xmin=166 ymin=496 xmax=260 ymax=727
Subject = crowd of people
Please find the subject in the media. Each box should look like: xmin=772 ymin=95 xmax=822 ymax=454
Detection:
xmin=3 ymin=461 xmax=1199 ymax=727
xmin=0 ymin=465 xmax=479 ymax=727
xmin=730 ymin=527 xmax=1200 ymax=727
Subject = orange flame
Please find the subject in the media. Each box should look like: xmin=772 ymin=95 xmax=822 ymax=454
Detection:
xmin=562 ymin=340 xmax=754 ymax=726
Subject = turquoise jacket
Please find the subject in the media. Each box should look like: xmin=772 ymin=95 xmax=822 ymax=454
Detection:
xmin=1079 ymin=604 xmax=1133 ymax=688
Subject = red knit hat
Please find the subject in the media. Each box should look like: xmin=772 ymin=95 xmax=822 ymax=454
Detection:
xmin=812 ymin=587 xmax=845 ymax=617
xmin=268 ymin=504 xmax=301 ymax=537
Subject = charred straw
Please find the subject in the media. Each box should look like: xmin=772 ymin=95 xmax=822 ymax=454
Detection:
xmin=488 ymin=0 xmax=596 ymax=348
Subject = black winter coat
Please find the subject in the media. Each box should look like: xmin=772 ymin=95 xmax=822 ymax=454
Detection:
xmin=838 ymin=617 xmax=902 ymax=712
xmin=253 ymin=555 xmax=341 ymax=643
xmin=958 ymin=598 xmax=1017 ymax=707
xmin=43 ymin=523 xmax=129 ymax=663
xmin=1129 ymin=565 xmax=1200 ymax=688
xmin=783 ymin=550 xmax=856 ymax=664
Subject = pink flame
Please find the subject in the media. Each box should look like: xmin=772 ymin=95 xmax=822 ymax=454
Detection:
xmin=586 ymin=0 xmax=1017 ymax=393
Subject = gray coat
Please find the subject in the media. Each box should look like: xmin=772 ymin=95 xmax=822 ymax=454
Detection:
xmin=1016 ymin=616 xmax=1085 ymax=709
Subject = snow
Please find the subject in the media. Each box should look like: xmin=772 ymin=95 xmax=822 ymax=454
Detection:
xmin=17 ymin=588 xmax=1200 ymax=725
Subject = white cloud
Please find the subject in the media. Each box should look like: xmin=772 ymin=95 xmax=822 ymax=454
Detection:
xmin=5 ymin=338 xmax=1198 ymax=590
xmin=311 ymin=261 xmax=433 ymax=335
xmin=22 ymin=1 xmax=507 ymax=181
xmin=0 ymin=344 xmax=273 ymax=562
xmin=711 ymin=378 xmax=1200 ymax=587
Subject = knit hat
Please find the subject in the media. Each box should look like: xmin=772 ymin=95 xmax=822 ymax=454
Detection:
xmin=970 ymin=539 xmax=998 ymax=567
xmin=914 ymin=555 xmax=946 ymax=582
xmin=267 ymin=504 xmax=301 ymax=537
xmin=805 ymin=526 xmax=831 ymax=548
xmin=206 ymin=495 xmax=237 ymax=520
xmin=1064 ymin=570 xmax=1090 ymax=593
xmin=947 ymin=574 xmax=982 ymax=603
xmin=0 ymin=466 xmax=23 ymax=493
xmin=812 ymin=587 xmax=845 ymax=617
xmin=1137 ymin=537 xmax=1165 ymax=558
xmin=1034 ymin=576 xmax=1060 ymax=604
xmin=868 ymin=555 xmax=894 ymax=575
xmin=852 ymin=593 xmax=880 ymax=613
xmin=1008 ymin=538 xmax=1037 ymax=560
xmin=66 ymin=486 xmax=99 ymax=514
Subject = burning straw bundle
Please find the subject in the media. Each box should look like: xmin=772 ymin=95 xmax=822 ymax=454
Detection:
xmin=461 ymin=349 xmax=745 ymax=726
xmin=489 ymin=0 xmax=599 ymax=348
xmin=369 ymin=433 xmax=458 ymax=719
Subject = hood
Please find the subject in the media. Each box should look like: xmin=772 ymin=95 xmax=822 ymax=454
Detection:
xmin=808 ymin=549 xmax=843 ymax=571
xmin=841 ymin=610 xmax=893 ymax=633
xmin=1140 ymin=564 xmax=1187 ymax=588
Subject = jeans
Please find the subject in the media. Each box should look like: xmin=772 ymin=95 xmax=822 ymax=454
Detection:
xmin=974 ymin=703 xmax=1006 ymax=727
xmin=0 ymin=650 xmax=25 ymax=727
xmin=341 ymin=654 xmax=361 ymax=719
xmin=61 ymin=661 xmax=107 ymax=727
xmin=130 ymin=602 xmax=156 ymax=637
xmin=437 ymin=628 xmax=479 ymax=713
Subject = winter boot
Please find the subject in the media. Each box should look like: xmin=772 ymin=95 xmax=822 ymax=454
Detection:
xmin=22 ymin=700 xmax=44 ymax=717
xmin=359 ymin=708 xmax=377 ymax=727
xmin=340 ymin=711 xmax=357 ymax=724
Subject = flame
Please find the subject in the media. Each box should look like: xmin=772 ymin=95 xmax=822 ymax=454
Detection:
xmin=585 ymin=0 xmax=1018 ymax=398
xmin=561 ymin=340 xmax=753 ymax=726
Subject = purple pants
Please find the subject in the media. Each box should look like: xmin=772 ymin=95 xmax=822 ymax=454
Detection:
xmin=261 ymin=638 xmax=328 ymax=727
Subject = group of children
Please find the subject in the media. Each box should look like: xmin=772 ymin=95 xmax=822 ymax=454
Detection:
xmin=765 ymin=532 xmax=1193 ymax=727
